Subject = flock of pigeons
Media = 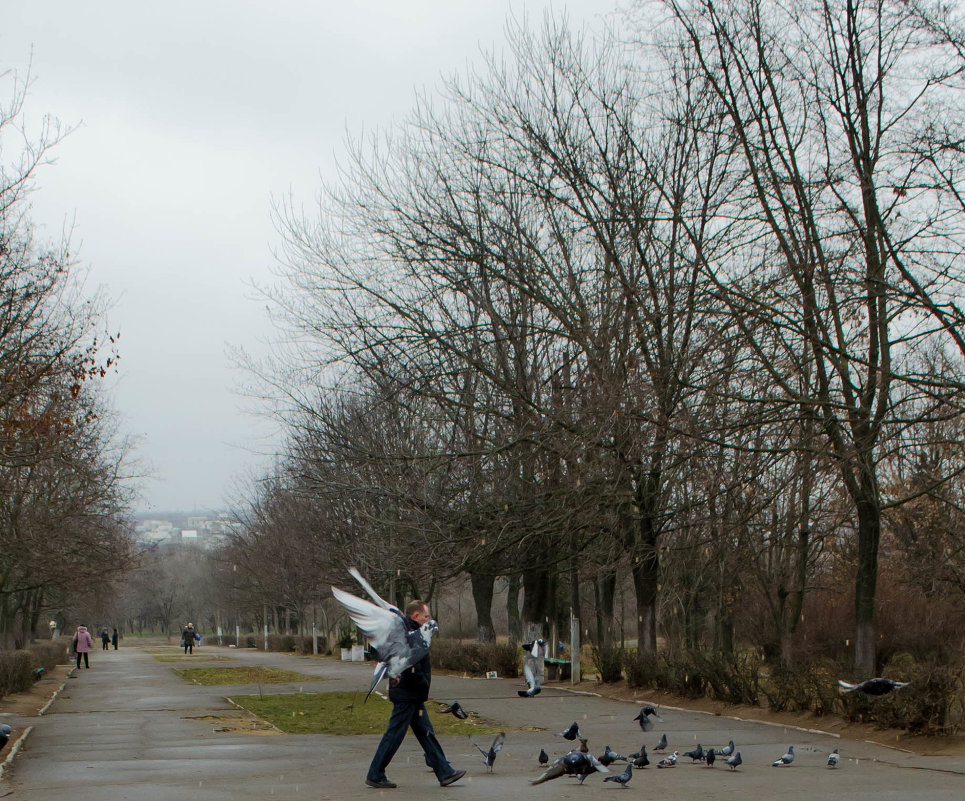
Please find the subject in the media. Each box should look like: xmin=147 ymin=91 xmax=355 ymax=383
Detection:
xmin=438 ymin=704 xmax=846 ymax=786
xmin=439 ymin=675 xmax=909 ymax=785
xmin=333 ymin=568 xmax=907 ymax=787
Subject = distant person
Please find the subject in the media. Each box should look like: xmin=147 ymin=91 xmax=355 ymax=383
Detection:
xmin=71 ymin=625 xmax=93 ymax=669
xmin=195 ymin=631 xmax=202 ymax=649
xmin=112 ymin=628 xmax=119 ymax=650
xmin=182 ymin=622 xmax=196 ymax=654
xmin=101 ymin=629 xmax=110 ymax=650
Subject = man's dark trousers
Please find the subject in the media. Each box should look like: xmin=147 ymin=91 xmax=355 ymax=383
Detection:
xmin=367 ymin=700 xmax=453 ymax=782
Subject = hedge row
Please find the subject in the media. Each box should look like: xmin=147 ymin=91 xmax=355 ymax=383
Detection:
xmin=0 ymin=639 xmax=70 ymax=699
xmin=619 ymin=647 xmax=963 ymax=734
xmin=431 ymin=640 xmax=520 ymax=678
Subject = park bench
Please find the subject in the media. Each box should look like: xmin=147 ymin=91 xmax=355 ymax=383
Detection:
xmin=544 ymin=656 xmax=571 ymax=681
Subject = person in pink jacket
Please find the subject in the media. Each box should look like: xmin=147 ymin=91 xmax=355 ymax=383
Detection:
xmin=71 ymin=625 xmax=93 ymax=669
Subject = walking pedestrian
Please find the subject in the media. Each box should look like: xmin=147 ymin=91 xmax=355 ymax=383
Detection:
xmin=101 ymin=629 xmax=110 ymax=650
xmin=71 ymin=625 xmax=93 ymax=669
xmin=365 ymin=600 xmax=465 ymax=789
xmin=112 ymin=628 xmax=119 ymax=650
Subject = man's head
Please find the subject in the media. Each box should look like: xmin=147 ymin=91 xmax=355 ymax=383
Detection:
xmin=405 ymin=600 xmax=431 ymax=625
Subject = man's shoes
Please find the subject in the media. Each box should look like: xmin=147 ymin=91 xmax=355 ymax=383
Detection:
xmin=365 ymin=778 xmax=397 ymax=789
xmin=439 ymin=770 xmax=466 ymax=787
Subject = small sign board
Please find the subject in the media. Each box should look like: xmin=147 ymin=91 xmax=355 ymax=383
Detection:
xmin=485 ymin=671 xmax=498 ymax=679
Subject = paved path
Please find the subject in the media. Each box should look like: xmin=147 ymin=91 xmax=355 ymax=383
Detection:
xmin=1 ymin=644 xmax=963 ymax=799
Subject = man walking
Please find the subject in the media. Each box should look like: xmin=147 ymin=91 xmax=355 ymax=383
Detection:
xmin=365 ymin=600 xmax=465 ymax=789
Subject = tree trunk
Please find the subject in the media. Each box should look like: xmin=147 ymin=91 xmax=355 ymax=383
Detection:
xmin=594 ymin=570 xmax=617 ymax=647
xmin=631 ymin=532 xmax=659 ymax=653
xmin=470 ymin=570 xmax=496 ymax=642
xmin=854 ymin=471 xmax=882 ymax=676
xmin=506 ymin=573 xmax=522 ymax=644
xmin=522 ymin=565 xmax=551 ymax=642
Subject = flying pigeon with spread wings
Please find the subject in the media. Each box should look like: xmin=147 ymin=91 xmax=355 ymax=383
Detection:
xmin=331 ymin=567 xmax=438 ymax=701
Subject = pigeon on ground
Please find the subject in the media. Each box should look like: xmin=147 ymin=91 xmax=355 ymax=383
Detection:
xmin=558 ymin=721 xmax=585 ymax=741
xmin=538 ymin=748 xmax=549 ymax=766
xmin=684 ymin=743 xmax=704 ymax=763
xmin=718 ymin=739 xmax=735 ymax=756
xmin=705 ymin=748 xmax=716 ymax=768
xmin=827 ymin=748 xmax=840 ymax=768
xmin=838 ymin=678 xmax=909 ymax=696
xmin=633 ymin=705 xmax=662 ymax=731
xmin=471 ymin=732 xmax=506 ymax=772
xmin=726 ymin=751 xmax=742 ymax=771
xmin=628 ymin=744 xmax=647 ymax=759
xmin=631 ymin=748 xmax=650 ymax=768
xmin=653 ymin=733 xmax=668 ymax=752
xmin=331 ymin=568 xmax=439 ymax=701
xmin=531 ymin=751 xmax=611 ymax=785
xmin=603 ymin=762 xmax=633 ymax=788
xmin=657 ymin=751 xmax=678 ymax=768
xmin=599 ymin=745 xmax=626 ymax=767
xmin=772 ymin=745 xmax=795 ymax=766
xmin=439 ymin=701 xmax=468 ymax=719
xmin=578 ymin=737 xmax=590 ymax=753
xmin=519 ymin=639 xmax=547 ymax=697
xmin=0 ymin=724 xmax=11 ymax=752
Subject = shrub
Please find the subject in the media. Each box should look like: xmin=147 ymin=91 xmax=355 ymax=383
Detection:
xmin=693 ymin=650 xmax=761 ymax=706
xmin=624 ymin=650 xmax=707 ymax=698
xmin=0 ymin=640 xmax=68 ymax=699
xmin=591 ymin=644 xmax=625 ymax=683
xmin=431 ymin=640 xmax=519 ymax=678
xmin=841 ymin=656 xmax=963 ymax=734
xmin=761 ymin=660 xmax=838 ymax=715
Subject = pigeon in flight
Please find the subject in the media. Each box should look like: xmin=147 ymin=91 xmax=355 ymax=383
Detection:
xmin=772 ymin=746 xmax=795 ymax=766
xmin=604 ymin=762 xmax=633 ymax=788
xmin=439 ymin=701 xmax=468 ymax=720
xmin=531 ymin=751 xmax=610 ymax=785
xmin=726 ymin=751 xmax=742 ymax=771
xmin=653 ymin=733 xmax=668 ymax=752
xmin=331 ymin=568 xmax=438 ymax=701
xmin=598 ymin=745 xmax=626 ymax=767
xmin=519 ymin=639 xmax=547 ymax=697
xmin=656 ymin=751 xmax=678 ymax=768
xmin=538 ymin=748 xmax=549 ymax=766
xmin=718 ymin=739 xmax=735 ymax=757
xmin=705 ymin=748 xmax=716 ymax=768
xmin=827 ymin=748 xmax=840 ymax=768
xmin=471 ymin=732 xmax=506 ymax=772
xmin=558 ymin=721 xmax=585 ymax=741
xmin=633 ymin=705 xmax=662 ymax=731
xmin=838 ymin=678 xmax=909 ymax=696
xmin=0 ymin=724 xmax=11 ymax=752
xmin=684 ymin=743 xmax=704 ymax=763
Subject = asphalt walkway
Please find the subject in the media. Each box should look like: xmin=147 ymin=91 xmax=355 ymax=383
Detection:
xmin=1 ymin=644 xmax=963 ymax=799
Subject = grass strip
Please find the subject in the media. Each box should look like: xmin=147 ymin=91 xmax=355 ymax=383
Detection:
xmin=175 ymin=666 xmax=317 ymax=685
xmin=227 ymin=691 xmax=505 ymax=735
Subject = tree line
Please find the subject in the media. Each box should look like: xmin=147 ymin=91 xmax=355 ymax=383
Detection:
xmin=223 ymin=0 xmax=965 ymax=675
xmin=0 ymin=68 xmax=133 ymax=647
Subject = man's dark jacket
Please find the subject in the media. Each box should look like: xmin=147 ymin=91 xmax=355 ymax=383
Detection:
xmin=387 ymin=616 xmax=431 ymax=703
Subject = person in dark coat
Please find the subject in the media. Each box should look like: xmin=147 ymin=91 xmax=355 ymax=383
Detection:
xmin=101 ymin=629 xmax=110 ymax=650
xmin=111 ymin=628 xmax=119 ymax=650
xmin=181 ymin=623 xmax=196 ymax=654
xmin=365 ymin=600 xmax=465 ymax=789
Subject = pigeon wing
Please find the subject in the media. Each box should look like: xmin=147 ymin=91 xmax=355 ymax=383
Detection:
xmin=331 ymin=586 xmax=403 ymax=651
xmin=491 ymin=732 xmax=506 ymax=753
xmin=348 ymin=567 xmax=400 ymax=613
xmin=531 ymin=762 xmax=566 ymax=785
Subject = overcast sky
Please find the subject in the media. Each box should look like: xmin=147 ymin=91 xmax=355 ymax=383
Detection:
xmin=2 ymin=1 xmax=620 ymax=514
